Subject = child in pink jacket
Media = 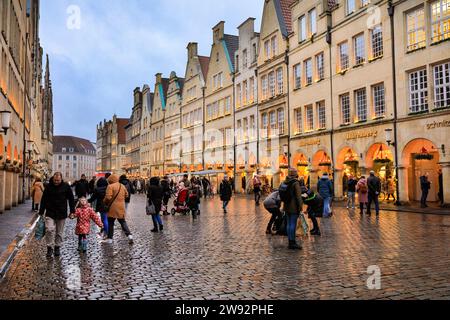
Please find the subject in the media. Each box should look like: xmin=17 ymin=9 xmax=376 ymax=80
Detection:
xmin=70 ymin=197 xmax=103 ymax=253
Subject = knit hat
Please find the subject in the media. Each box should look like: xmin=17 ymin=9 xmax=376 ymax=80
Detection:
xmin=288 ymin=168 xmax=299 ymax=179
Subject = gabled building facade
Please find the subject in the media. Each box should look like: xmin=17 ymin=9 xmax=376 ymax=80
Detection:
xmin=140 ymin=85 xmax=153 ymax=178
xmin=124 ymin=87 xmax=143 ymax=177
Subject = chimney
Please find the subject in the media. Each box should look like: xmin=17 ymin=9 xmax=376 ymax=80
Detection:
xmin=187 ymin=42 xmax=198 ymax=59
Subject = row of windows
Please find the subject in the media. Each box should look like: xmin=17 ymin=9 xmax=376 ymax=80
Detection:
xmin=294 ymin=101 xmax=326 ymax=134
xmin=206 ymin=127 xmax=233 ymax=149
xmin=152 ymin=125 xmax=164 ymax=142
xmin=58 ymin=155 xmax=96 ymax=161
xmin=261 ymin=68 xmax=283 ymax=100
xmin=236 ymin=77 xmax=256 ymax=108
xmin=293 ymin=52 xmax=324 ymax=89
xmin=236 ymin=115 xmax=256 ymax=143
xmin=261 ymin=108 xmax=285 ymax=138
xmin=235 ymin=44 xmax=258 ymax=73
xmin=206 ymin=96 xmax=232 ymax=122
xmin=182 ymin=108 xmax=202 ymax=128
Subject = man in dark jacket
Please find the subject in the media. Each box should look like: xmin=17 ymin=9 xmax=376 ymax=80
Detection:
xmin=219 ymin=176 xmax=233 ymax=213
xmin=160 ymin=176 xmax=171 ymax=215
xmin=74 ymin=174 xmax=89 ymax=199
xmin=88 ymin=176 xmax=97 ymax=196
xmin=119 ymin=175 xmax=135 ymax=211
xmin=367 ymin=171 xmax=382 ymax=216
xmin=420 ymin=173 xmax=431 ymax=208
xmin=147 ymin=177 xmax=164 ymax=232
xmin=281 ymin=168 xmax=303 ymax=250
xmin=317 ymin=173 xmax=333 ymax=218
xmin=89 ymin=178 xmax=109 ymax=239
xmin=202 ymin=177 xmax=211 ymax=199
xmin=39 ymin=172 xmax=76 ymax=258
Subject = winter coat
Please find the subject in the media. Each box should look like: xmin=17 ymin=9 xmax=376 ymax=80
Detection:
xmin=147 ymin=184 xmax=164 ymax=213
xmin=88 ymin=179 xmax=96 ymax=194
xmin=263 ymin=191 xmax=281 ymax=210
xmin=89 ymin=182 xmax=108 ymax=213
xmin=74 ymin=206 xmax=103 ymax=235
xmin=317 ymin=176 xmax=333 ymax=198
xmin=347 ymin=179 xmax=358 ymax=193
xmin=119 ymin=178 xmax=134 ymax=203
xmin=74 ymin=179 xmax=89 ymax=198
xmin=420 ymin=176 xmax=431 ymax=191
xmin=39 ymin=178 xmax=76 ymax=220
xmin=104 ymin=175 xmax=129 ymax=219
xmin=219 ymin=181 xmax=233 ymax=201
xmin=32 ymin=181 xmax=45 ymax=203
xmin=303 ymin=192 xmax=324 ymax=217
xmin=367 ymin=175 xmax=382 ymax=195
xmin=281 ymin=177 xmax=303 ymax=215
xmin=356 ymin=178 xmax=369 ymax=203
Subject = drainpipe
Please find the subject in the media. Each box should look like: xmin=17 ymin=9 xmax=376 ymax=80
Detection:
xmin=327 ymin=21 xmax=336 ymax=197
xmin=285 ymin=47 xmax=291 ymax=167
xmin=202 ymin=86 xmax=206 ymax=170
xmin=389 ymin=1 xmax=401 ymax=206
xmin=255 ymin=68 xmax=260 ymax=165
xmin=22 ymin=32 xmax=29 ymax=203
xmin=233 ymin=73 xmax=237 ymax=191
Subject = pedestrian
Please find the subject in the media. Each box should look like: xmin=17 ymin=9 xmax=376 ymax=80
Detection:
xmin=356 ymin=176 xmax=369 ymax=215
xmin=301 ymin=187 xmax=323 ymax=236
xmin=39 ymin=172 xmax=76 ymax=258
xmin=438 ymin=169 xmax=444 ymax=206
xmin=69 ymin=197 xmax=103 ymax=253
xmin=147 ymin=177 xmax=164 ymax=232
xmin=88 ymin=176 xmax=97 ymax=197
xmin=252 ymin=174 xmax=262 ymax=206
xmin=182 ymin=174 xmax=191 ymax=189
xmin=219 ymin=175 xmax=233 ymax=213
xmin=347 ymin=175 xmax=357 ymax=210
xmin=317 ymin=172 xmax=333 ymax=218
xmin=119 ymin=174 xmax=134 ymax=212
xmin=202 ymin=177 xmax=211 ymax=199
xmin=31 ymin=178 xmax=45 ymax=212
xmin=73 ymin=174 xmax=89 ymax=200
xmin=386 ymin=176 xmax=396 ymax=201
xmin=367 ymin=171 xmax=382 ymax=216
xmin=136 ymin=179 xmax=142 ymax=194
xmin=263 ymin=190 xmax=282 ymax=235
xmin=279 ymin=168 xmax=303 ymax=250
xmin=88 ymin=177 xmax=109 ymax=239
xmin=103 ymin=174 xmax=133 ymax=244
xmin=420 ymin=173 xmax=431 ymax=208
xmin=187 ymin=184 xmax=201 ymax=218
xmin=160 ymin=176 xmax=171 ymax=215
xmin=343 ymin=173 xmax=349 ymax=199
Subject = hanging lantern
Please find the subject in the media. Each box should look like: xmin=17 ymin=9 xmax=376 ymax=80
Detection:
xmin=279 ymin=155 xmax=289 ymax=169
xmin=319 ymin=153 xmax=332 ymax=167
xmin=344 ymin=149 xmax=359 ymax=166
xmin=297 ymin=154 xmax=309 ymax=168
xmin=374 ymin=145 xmax=391 ymax=164
xmin=415 ymin=147 xmax=434 ymax=160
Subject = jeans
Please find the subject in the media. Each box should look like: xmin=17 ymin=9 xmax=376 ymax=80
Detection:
xmin=266 ymin=208 xmax=281 ymax=231
xmin=45 ymin=217 xmax=66 ymax=247
xmin=347 ymin=192 xmax=356 ymax=208
xmin=100 ymin=212 xmax=108 ymax=236
xmin=323 ymin=197 xmax=332 ymax=217
xmin=222 ymin=201 xmax=229 ymax=210
xmin=367 ymin=193 xmax=380 ymax=215
xmin=151 ymin=214 xmax=163 ymax=228
xmin=286 ymin=213 xmax=299 ymax=242
xmin=254 ymin=189 xmax=261 ymax=204
xmin=421 ymin=189 xmax=429 ymax=206
xmin=107 ymin=218 xmax=131 ymax=239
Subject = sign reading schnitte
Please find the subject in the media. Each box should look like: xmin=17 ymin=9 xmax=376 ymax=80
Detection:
xmin=298 ymin=139 xmax=321 ymax=147
xmin=426 ymin=119 xmax=450 ymax=130
xmin=346 ymin=130 xmax=378 ymax=141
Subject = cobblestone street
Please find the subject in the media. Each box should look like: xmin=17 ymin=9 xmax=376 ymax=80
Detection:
xmin=1 ymin=195 xmax=449 ymax=300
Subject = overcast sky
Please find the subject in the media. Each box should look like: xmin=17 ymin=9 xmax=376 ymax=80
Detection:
xmin=40 ymin=0 xmax=264 ymax=142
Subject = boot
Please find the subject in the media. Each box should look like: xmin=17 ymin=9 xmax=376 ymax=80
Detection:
xmin=151 ymin=226 xmax=159 ymax=233
xmin=159 ymin=224 xmax=164 ymax=231
xmin=288 ymin=241 xmax=302 ymax=250
xmin=54 ymin=246 xmax=61 ymax=257
xmin=46 ymin=247 xmax=54 ymax=258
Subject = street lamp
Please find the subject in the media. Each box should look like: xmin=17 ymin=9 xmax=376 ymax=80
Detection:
xmin=385 ymin=128 xmax=395 ymax=147
xmin=0 ymin=110 xmax=12 ymax=135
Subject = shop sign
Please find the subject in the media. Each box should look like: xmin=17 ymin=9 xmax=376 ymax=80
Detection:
xmin=298 ymin=139 xmax=321 ymax=148
xmin=346 ymin=130 xmax=378 ymax=141
xmin=426 ymin=119 xmax=450 ymax=130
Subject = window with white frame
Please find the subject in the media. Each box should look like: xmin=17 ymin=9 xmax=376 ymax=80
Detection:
xmin=262 ymin=113 xmax=268 ymax=137
xmin=262 ymin=75 xmax=268 ymax=100
xmin=372 ymin=83 xmax=386 ymax=117
xmin=271 ymin=36 xmax=278 ymax=57
xmin=354 ymin=33 xmax=366 ymax=65
xmin=250 ymin=77 xmax=255 ymax=102
xmin=237 ymin=120 xmax=242 ymax=143
xmin=294 ymin=108 xmax=302 ymax=134
xmin=269 ymin=71 xmax=276 ymax=97
xmin=243 ymin=118 xmax=249 ymax=140
xmin=278 ymin=108 xmax=285 ymax=135
xmin=250 ymin=115 xmax=256 ymax=139
xmin=277 ymin=68 xmax=284 ymax=94
xmin=355 ymin=88 xmax=367 ymax=122
xmin=317 ymin=101 xmax=326 ymax=129
xmin=243 ymin=80 xmax=248 ymax=105
xmin=316 ymin=52 xmax=324 ymax=81
xmin=409 ymin=68 xmax=428 ymax=113
xmin=294 ymin=64 xmax=302 ymax=89
xmin=264 ymin=40 xmax=271 ymax=59
xmin=305 ymin=59 xmax=313 ymax=85
xmin=299 ymin=15 xmax=307 ymax=42
xmin=269 ymin=111 xmax=277 ymax=135
xmin=347 ymin=0 xmax=356 ymax=15
xmin=339 ymin=41 xmax=349 ymax=72
xmin=406 ymin=7 xmax=426 ymax=51
xmin=370 ymin=25 xmax=383 ymax=59
xmin=340 ymin=93 xmax=351 ymax=125
xmin=433 ymin=62 xmax=450 ymax=108
xmin=431 ymin=0 xmax=450 ymax=43
xmin=309 ymin=8 xmax=317 ymax=36
xmin=305 ymin=105 xmax=314 ymax=132
xmin=236 ymin=84 xmax=242 ymax=108
xmin=225 ymin=96 xmax=232 ymax=115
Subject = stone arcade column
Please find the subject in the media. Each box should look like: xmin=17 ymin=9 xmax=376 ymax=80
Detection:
xmin=440 ymin=162 xmax=450 ymax=207
xmin=334 ymin=169 xmax=344 ymax=199
xmin=0 ymin=170 xmax=5 ymax=213
xmin=309 ymin=169 xmax=319 ymax=192
xmin=12 ymin=172 xmax=19 ymax=207
xmin=397 ymin=166 xmax=409 ymax=205
xmin=4 ymin=171 xmax=13 ymax=210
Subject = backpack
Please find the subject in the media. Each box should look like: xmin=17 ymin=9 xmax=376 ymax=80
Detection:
xmin=279 ymin=180 xmax=295 ymax=204
xmin=359 ymin=182 xmax=368 ymax=194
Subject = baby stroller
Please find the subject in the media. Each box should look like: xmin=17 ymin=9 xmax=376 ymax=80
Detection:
xmin=171 ymin=188 xmax=190 ymax=216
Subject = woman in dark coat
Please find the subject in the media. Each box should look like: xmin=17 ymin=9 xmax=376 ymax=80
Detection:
xmin=147 ymin=177 xmax=164 ymax=232
xmin=89 ymin=178 xmax=109 ymax=239
xmin=219 ymin=176 xmax=233 ymax=213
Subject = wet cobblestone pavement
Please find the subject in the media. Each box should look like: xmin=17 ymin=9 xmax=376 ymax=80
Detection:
xmin=1 ymin=195 xmax=450 ymax=300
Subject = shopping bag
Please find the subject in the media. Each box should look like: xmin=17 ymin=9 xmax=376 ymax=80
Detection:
xmin=35 ymin=216 xmax=46 ymax=240
xmin=146 ymin=202 xmax=156 ymax=215
xmin=300 ymin=213 xmax=309 ymax=235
